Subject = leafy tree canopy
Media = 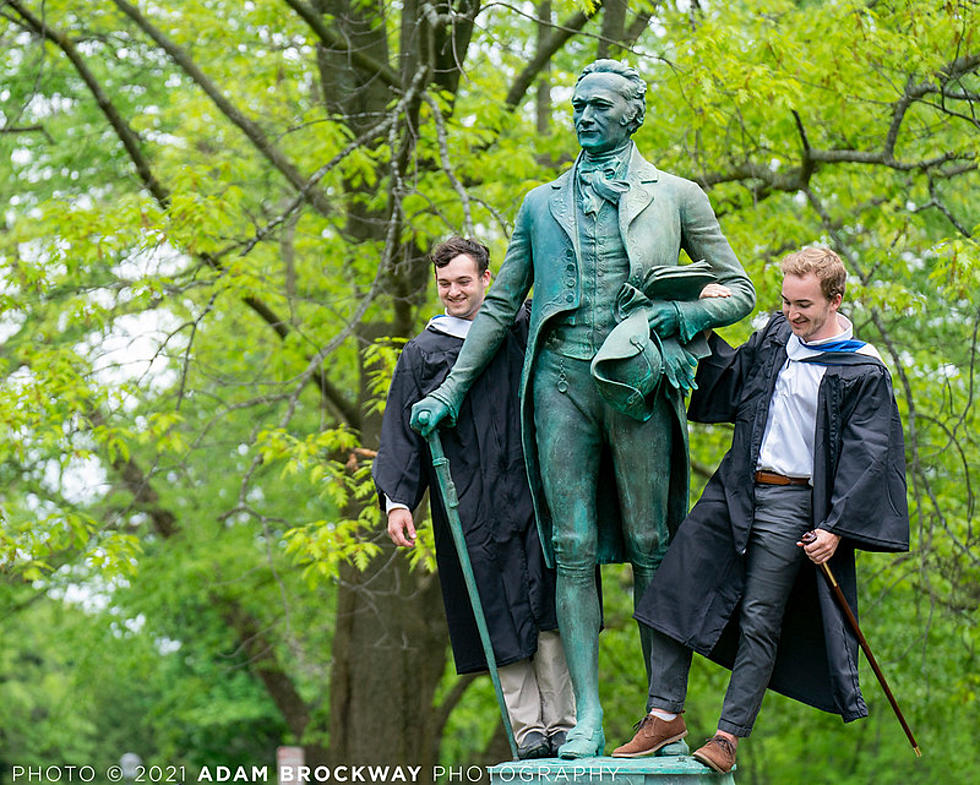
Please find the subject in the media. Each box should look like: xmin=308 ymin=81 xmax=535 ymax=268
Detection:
xmin=0 ymin=0 xmax=977 ymax=781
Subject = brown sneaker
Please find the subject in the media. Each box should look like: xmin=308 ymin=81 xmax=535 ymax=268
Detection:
xmin=692 ymin=735 xmax=737 ymax=773
xmin=611 ymin=713 xmax=687 ymax=757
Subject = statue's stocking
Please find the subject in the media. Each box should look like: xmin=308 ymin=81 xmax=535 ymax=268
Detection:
xmin=555 ymin=564 xmax=605 ymax=758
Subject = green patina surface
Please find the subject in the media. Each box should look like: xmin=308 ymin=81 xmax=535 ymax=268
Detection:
xmin=412 ymin=61 xmax=755 ymax=759
xmin=489 ymin=755 xmax=734 ymax=785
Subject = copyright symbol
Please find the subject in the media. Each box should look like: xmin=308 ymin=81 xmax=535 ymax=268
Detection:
xmin=106 ymin=766 xmax=124 ymax=782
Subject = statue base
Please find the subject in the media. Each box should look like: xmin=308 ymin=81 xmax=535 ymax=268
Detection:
xmin=488 ymin=747 xmax=734 ymax=785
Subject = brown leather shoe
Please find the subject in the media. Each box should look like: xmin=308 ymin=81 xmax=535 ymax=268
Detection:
xmin=692 ymin=735 xmax=737 ymax=773
xmin=611 ymin=714 xmax=687 ymax=757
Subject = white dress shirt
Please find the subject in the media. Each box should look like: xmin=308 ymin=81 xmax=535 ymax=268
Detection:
xmin=756 ymin=315 xmax=880 ymax=482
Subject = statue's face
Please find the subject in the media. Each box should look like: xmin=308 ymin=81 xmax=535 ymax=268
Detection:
xmin=572 ymin=72 xmax=636 ymax=154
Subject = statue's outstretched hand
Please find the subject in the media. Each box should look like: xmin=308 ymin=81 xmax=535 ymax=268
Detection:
xmin=647 ymin=302 xmax=679 ymax=338
xmin=410 ymin=396 xmax=450 ymax=437
xmin=660 ymin=341 xmax=699 ymax=393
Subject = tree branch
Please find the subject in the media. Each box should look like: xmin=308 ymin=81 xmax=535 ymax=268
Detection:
xmin=792 ymin=109 xmax=815 ymax=185
xmin=697 ymin=159 xmax=811 ymax=192
xmin=913 ymin=179 xmax=974 ymax=238
xmin=223 ymin=606 xmax=314 ymax=741
xmin=282 ymin=0 xmax=400 ymax=87
xmin=0 ymin=122 xmax=53 ymax=142
xmin=8 ymin=0 xmax=170 ymax=207
xmin=240 ymin=292 xmax=362 ymax=426
xmin=623 ymin=7 xmax=655 ymax=49
xmin=811 ymin=52 xmax=980 ymax=170
xmin=504 ymin=4 xmax=601 ymax=109
xmin=8 ymin=1 xmax=360 ymax=427
xmin=431 ymin=672 xmax=477 ymax=751
xmin=225 ymin=114 xmax=397 ymax=260
xmin=698 ymin=51 xmax=980 ymax=196
xmin=423 ymin=92 xmax=474 ymax=236
xmin=112 ymin=0 xmax=334 ymax=215
xmin=102 ymin=421 xmax=320 ymax=743
xmin=807 ymin=148 xmax=974 ymax=171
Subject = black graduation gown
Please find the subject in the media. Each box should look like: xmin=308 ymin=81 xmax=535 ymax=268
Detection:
xmin=372 ymin=303 xmax=558 ymax=675
xmin=635 ymin=313 xmax=909 ymax=720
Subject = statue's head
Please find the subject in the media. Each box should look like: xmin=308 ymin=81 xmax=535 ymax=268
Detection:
xmin=572 ymin=60 xmax=646 ymax=154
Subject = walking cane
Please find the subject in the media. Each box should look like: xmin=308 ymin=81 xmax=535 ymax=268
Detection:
xmin=419 ymin=412 xmax=520 ymax=760
xmin=801 ymin=532 xmax=921 ymax=757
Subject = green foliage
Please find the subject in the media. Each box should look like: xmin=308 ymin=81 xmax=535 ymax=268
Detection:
xmin=0 ymin=0 xmax=978 ymax=779
xmin=0 ymin=583 xmax=288 ymax=772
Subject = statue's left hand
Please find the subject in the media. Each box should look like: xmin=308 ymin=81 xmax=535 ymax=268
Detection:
xmin=647 ymin=302 xmax=679 ymax=338
xmin=660 ymin=341 xmax=698 ymax=392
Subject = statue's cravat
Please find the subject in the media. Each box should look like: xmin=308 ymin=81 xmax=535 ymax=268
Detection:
xmin=578 ymin=146 xmax=631 ymax=215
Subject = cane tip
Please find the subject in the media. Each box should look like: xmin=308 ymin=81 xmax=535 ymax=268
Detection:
xmin=914 ymin=746 xmax=922 ymax=758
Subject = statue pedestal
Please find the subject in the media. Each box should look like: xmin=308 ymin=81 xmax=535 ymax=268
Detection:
xmin=487 ymin=757 xmax=734 ymax=785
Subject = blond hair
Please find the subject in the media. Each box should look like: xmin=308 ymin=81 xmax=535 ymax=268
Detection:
xmin=779 ymin=247 xmax=846 ymax=300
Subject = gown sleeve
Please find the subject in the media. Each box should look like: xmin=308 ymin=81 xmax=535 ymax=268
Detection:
xmin=817 ymin=365 xmax=910 ymax=553
xmin=688 ymin=315 xmax=776 ymax=423
xmin=372 ymin=342 xmax=430 ymax=512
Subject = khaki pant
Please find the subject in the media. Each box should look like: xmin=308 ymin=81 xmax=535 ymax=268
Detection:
xmin=498 ymin=631 xmax=575 ymax=744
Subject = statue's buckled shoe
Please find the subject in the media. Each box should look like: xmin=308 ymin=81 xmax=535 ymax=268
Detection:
xmin=557 ymin=726 xmax=605 ymax=759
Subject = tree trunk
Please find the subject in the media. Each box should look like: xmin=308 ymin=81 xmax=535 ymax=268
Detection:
xmin=328 ymin=543 xmax=450 ymax=766
xmin=312 ymin=0 xmax=463 ymax=769
xmin=535 ymin=1 xmax=552 ymax=135
xmin=597 ymin=0 xmax=628 ymax=59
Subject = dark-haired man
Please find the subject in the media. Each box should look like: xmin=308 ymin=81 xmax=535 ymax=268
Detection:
xmin=373 ymin=237 xmax=574 ymax=759
xmin=410 ymin=60 xmax=755 ymax=757
xmin=615 ymin=248 xmax=910 ymax=773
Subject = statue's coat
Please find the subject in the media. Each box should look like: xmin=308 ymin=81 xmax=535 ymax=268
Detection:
xmin=435 ymin=147 xmax=755 ymax=565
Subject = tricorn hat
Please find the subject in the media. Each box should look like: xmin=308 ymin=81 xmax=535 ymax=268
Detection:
xmin=591 ymin=309 xmax=663 ymax=422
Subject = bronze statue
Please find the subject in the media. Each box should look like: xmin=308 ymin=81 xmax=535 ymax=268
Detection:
xmin=411 ymin=60 xmax=755 ymax=758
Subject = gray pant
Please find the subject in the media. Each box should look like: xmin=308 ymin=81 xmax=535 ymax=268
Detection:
xmin=647 ymin=484 xmax=812 ymax=737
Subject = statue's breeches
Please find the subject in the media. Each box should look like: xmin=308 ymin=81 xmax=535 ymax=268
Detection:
xmin=532 ymin=347 xmax=674 ymax=572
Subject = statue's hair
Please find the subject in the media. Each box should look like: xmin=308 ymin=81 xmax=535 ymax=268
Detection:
xmin=779 ymin=247 xmax=847 ymax=300
xmin=430 ymin=236 xmax=490 ymax=275
xmin=576 ymin=59 xmax=646 ymax=131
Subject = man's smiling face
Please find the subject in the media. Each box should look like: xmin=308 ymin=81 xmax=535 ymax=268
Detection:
xmin=435 ymin=253 xmax=491 ymax=320
xmin=781 ymin=272 xmax=843 ymax=342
